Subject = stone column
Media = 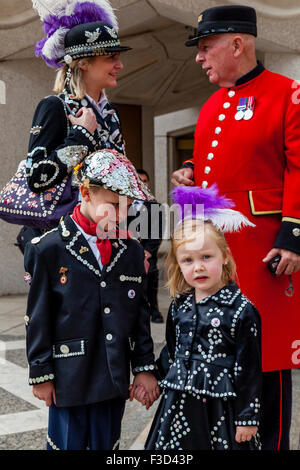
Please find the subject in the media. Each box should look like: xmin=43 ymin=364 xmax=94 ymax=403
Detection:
xmin=154 ymin=107 xmax=200 ymax=204
xmin=264 ymin=52 xmax=300 ymax=81
xmin=141 ymin=105 xmax=155 ymax=192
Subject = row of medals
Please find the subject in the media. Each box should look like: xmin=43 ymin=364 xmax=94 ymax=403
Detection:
xmin=235 ymin=107 xmax=254 ymax=121
xmin=234 ymin=97 xmax=255 ymax=121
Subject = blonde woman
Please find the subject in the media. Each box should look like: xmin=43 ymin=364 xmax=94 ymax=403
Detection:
xmin=26 ymin=1 xmax=131 ymax=194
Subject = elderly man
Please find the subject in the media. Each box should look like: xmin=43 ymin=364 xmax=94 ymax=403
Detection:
xmin=172 ymin=5 xmax=300 ymax=450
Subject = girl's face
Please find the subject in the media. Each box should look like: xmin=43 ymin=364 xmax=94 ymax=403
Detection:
xmin=83 ymin=53 xmax=124 ymax=89
xmin=176 ymin=228 xmax=229 ymax=301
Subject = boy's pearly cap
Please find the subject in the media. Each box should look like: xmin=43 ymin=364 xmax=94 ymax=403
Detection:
xmin=75 ymin=149 xmax=155 ymax=201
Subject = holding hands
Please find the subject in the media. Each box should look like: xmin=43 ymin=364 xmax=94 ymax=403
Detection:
xmin=129 ymin=372 xmax=160 ymax=409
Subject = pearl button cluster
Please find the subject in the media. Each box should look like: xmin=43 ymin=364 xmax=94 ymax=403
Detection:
xmin=201 ymin=90 xmax=236 ymax=189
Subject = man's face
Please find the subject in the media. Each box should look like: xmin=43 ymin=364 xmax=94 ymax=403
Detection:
xmin=138 ymin=173 xmax=149 ymax=187
xmin=195 ymin=34 xmax=237 ymax=87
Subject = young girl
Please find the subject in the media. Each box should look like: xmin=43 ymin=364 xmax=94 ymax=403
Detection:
xmin=142 ymin=185 xmax=262 ymax=450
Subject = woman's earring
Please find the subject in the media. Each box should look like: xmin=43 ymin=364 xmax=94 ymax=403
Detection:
xmin=65 ymin=66 xmax=72 ymax=87
xmin=63 ymin=55 xmax=73 ymax=88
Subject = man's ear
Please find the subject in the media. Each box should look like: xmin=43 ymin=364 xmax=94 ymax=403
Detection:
xmin=232 ymin=36 xmax=244 ymax=58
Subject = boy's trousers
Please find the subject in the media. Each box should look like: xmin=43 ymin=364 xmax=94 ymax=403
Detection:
xmin=47 ymin=397 xmax=126 ymax=450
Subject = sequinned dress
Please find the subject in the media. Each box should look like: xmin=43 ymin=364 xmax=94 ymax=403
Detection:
xmin=145 ymin=281 xmax=262 ymax=450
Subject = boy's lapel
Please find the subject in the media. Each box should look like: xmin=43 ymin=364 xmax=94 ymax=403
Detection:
xmin=102 ymin=239 xmax=128 ymax=276
xmin=60 ymin=216 xmax=129 ymax=279
xmin=60 ymin=215 xmax=102 ymax=279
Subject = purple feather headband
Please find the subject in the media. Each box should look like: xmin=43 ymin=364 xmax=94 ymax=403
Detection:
xmin=33 ymin=1 xmax=117 ymax=68
xmin=171 ymin=184 xmax=255 ymax=232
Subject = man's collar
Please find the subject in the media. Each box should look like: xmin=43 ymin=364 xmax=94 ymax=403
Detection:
xmin=235 ymin=60 xmax=265 ymax=87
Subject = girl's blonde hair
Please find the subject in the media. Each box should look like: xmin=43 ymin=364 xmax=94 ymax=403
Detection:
xmin=166 ymin=219 xmax=236 ymax=299
xmin=53 ymin=58 xmax=95 ymax=99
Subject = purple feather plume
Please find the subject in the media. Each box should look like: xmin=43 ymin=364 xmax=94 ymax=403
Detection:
xmin=35 ymin=2 xmax=115 ymax=68
xmin=171 ymin=184 xmax=234 ymax=220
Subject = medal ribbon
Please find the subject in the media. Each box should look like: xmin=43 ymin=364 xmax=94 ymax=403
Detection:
xmin=237 ymin=97 xmax=247 ymax=111
xmin=246 ymin=96 xmax=255 ymax=112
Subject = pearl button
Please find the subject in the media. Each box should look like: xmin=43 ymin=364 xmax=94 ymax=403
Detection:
xmin=204 ymin=166 xmax=211 ymax=174
xmin=215 ymin=127 xmax=221 ymax=134
xmin=218 ymin=114 xmax=225 ymax=121
xmin=185 ymin=351 xmax=190 ymax=356
xmin=104 ymin=307 xmax=110 ymax=314
xmin=100 ymin=281 xmax=106 ymax=287
xmin=60 ymin=345 xmax=70 ymax=354
xmin=292 ymin=228 xmax=300 ymax=237
xmin=212 ymin=140 xmax=218 ymax=148
xmin=106 ymin=334 xmax=113 ymax=341
xmin=228 ymin=90 xmax=235 ymax=97
xmin=207 ymin=153 xmax=214 ymax=160
xmin=202 ymin=181 xmax=208 ymax=189
xmin=189 ymin=332 xmax=193 ymax=337
xmin=223 ymin=102 xmax=230 ymax=109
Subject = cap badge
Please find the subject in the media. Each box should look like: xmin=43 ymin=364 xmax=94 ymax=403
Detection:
xmin=85 ymin=28 xmax=101 ymax=43
xmin=198 ymin=14 xmax=203 ymax=23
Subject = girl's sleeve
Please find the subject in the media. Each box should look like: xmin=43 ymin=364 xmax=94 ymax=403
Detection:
xmin=155 ymin=302 xmax=176 ymax=379
xmin=233 ymin=302 xmax=262 ymax=427
xmin=26 ymin=96 xmax=97 ymax=192
xmin=24 ymin=242 xmax=55 ymax=385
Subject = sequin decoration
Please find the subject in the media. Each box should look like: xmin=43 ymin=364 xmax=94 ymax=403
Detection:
xmin=77 ymin=149 xmax=154 ymax=201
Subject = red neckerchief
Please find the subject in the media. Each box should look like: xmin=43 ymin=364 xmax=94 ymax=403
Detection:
xmin=72 ymin=205 xmax=114 ymax=266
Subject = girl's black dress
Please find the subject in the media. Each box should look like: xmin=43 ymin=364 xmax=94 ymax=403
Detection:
xmin=145 ymin=281 xmax=262 ymax=450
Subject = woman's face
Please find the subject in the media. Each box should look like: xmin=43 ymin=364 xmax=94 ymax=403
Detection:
xmin=83 ymin=53 xmax=124 ymax=89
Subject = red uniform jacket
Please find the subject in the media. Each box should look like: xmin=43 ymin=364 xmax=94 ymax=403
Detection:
xmin=185 ymin=65 xmax=300 ymax=372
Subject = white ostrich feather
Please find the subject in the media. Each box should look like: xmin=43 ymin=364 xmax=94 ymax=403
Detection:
xmin=205 ymin=209 xmax=256 ymax=233
xmin=32 ymin=1 xmax=64 ymax=18
xmin=32 ymin=0 xmax=118 ymax=30
xmin=42 ymin=26 xmax=69 ymax=59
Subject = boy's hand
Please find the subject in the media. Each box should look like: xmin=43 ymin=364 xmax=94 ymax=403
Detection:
xmin=32 ymin=381 xmax=56 ymax=407
xmin=129 ymin=372 xmax=160 ymax=409
xmin=235 ymin=426 xmax=258 ymax=443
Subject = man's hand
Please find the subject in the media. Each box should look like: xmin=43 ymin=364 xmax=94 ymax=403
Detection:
xmin=171 ymin=167 xmax=194 ymax=187
xmin=32 ymin=382 xmax=56 ymax=407
xmin=235 ymin=426 xmax=258 ymax=443
xmin=263 ymin=248 xmax=300 ymax=276
xmin=68 ymin=107 xmax=98 ymax=134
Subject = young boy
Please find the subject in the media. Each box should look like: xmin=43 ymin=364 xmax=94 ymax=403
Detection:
xmin=24 ymin=149 xmax=159 ymax=450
